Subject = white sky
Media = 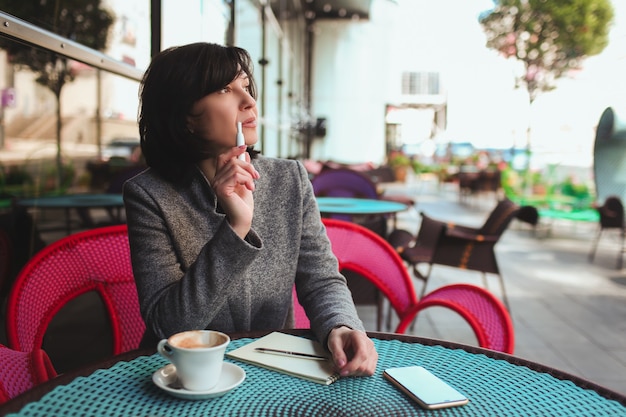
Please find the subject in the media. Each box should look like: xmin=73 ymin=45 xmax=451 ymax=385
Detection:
xmin=393 ymin=0 xmax=626 ymax=167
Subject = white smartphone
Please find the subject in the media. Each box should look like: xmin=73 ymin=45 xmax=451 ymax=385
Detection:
xmin=383 ymin=366 xmax=469 ymax=410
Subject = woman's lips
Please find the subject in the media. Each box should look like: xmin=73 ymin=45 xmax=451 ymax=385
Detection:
xmin=242 ymin=118 xmax=257 ymax=128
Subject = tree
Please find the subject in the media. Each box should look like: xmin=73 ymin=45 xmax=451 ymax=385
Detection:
xmin=479 ymin=0 xmax=614 ymax=177
xmin=0 ymin=0 xmax=114 ymax=190
xmin=480 ymin=0 xmax=614 ymax=103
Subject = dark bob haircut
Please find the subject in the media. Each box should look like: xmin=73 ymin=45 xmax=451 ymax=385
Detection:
xmin=138 ymin=42 xmax=257 ymax=183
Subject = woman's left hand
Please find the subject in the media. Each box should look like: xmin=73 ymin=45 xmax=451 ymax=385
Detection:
xmin=327 ymin=326 xmax=378 ymax=377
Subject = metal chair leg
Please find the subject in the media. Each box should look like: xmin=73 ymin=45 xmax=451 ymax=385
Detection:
xmin=376 ymin=291 xmax=384 ymax=332
xmin=588 ymin=228 xmax=602 ymax=262
xmin=496 ymin=273 xmax=511 ymax=312
xmin=410 ymin=264 xmax=432 ymax=331
xmin=618 ymin=229 xmax=625 ymax=270
xmin=415 ymin=264 xmax=432 ymax=299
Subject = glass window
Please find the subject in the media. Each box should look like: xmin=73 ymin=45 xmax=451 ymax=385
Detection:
xmin=0 ymin=26 xmax=142 ymax=196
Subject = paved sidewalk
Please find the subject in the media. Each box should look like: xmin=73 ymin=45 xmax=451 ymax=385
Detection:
xmin=360 ymin=178 xmax=626 ymax=395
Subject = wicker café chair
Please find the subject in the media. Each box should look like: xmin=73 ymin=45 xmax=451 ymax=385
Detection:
xmin=311 ymin=168 xmax=380 ymax=200
xmin=311 ymin=168 xmax=389 ymax=236
xmin=311 ymin=168 xmax=416 ymax=235
xmin=293 ymin=218 xmax=419 ymax=332
xmin=0 ymin=344 xmax=57 ymax=404
xmin=388 ymin=198 xmax=520 ymax=310
xmin=588 ymin=195 xmax=626 ymax=269
xmin=6 ymin=225 xmax=145 ymax=357
xmin=396 ymin=284 xmax=515 ymax=354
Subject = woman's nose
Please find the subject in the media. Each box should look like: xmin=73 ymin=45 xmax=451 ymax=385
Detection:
xmin=241 ymin=94 xmax=256 ymax=110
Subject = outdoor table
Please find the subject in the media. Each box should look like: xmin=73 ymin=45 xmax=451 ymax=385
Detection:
xmin=316 ymin=196 xmax=409 ymax=237
xmin=316 ymin=196 xmax=408 ymax=216
xmin=16 ymin=193 xmax=124 ymax=235
xmin=1 ymin=330 xmax=624 ymax=416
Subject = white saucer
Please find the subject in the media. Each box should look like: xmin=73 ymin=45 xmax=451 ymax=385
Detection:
xmin=152 ymin=362 xmax=246 ymax=400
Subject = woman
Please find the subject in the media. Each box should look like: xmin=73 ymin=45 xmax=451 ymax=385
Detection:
xmin=124 ymin=42 xmax=377 ymax=377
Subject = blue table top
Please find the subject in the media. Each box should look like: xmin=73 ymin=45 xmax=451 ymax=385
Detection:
xmin=316 ymin=197 xmax=408 ymax=215
xmin=4 ymin=335 xmax=625 ymax=416
xmin=16 ymin=194 xmax=124 ymax=208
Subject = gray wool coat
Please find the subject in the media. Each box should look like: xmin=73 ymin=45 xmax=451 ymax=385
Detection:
xmin=123 ymin=156 xmax=364 ymax=347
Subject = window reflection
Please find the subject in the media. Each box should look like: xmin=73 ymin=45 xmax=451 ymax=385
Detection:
xmin=0 ymin=38 xmax=140 ymax=196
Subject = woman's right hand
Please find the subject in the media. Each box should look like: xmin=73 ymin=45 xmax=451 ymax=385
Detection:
xmin=210 ymin=145 xmax=260 ymax=238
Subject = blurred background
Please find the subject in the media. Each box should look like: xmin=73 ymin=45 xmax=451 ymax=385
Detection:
xmin=0 ymin=0 xmax=622 ymax=198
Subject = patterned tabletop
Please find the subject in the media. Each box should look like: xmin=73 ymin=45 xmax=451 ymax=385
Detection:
xmin=2 ymin=332 xmax=625 ymax=417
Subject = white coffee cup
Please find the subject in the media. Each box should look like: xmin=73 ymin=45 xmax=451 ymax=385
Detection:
xmin=157 ymin=330 xmax=230 ymax=391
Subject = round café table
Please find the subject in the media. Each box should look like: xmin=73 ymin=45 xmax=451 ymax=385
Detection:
xmin=16 ymin=193 xmax=124 ymax=235
xmin=316 ymin=196 xmax=408 ymax=216
xmin=1 ymin=330 xmax=624 ymax=416
xmin=316 ymin=196 xmax=409 ymax=235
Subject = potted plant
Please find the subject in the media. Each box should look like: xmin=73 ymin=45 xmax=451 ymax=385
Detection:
xmin=387 ymin=150 xmax=411 ymax=182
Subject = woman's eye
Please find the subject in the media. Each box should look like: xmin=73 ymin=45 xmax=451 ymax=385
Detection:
xmin=219 ymin=87 xmax=230 ymax=93
xmin=243 ymin=85 xmax=250 ymax=93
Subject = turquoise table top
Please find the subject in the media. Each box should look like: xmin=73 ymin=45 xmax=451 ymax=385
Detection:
xmin=316 ymin=197 xmax=408 ymax=215
xmin=16 ymin=193 xmax=123 ymax=208
xmin=15 ymin=193 xmax=124 ymax=234
xmin=2 ymin=331 xmax=624 ymax=416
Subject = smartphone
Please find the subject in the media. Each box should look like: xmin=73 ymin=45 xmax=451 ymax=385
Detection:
xmin=383 ymin=366 xmax=469 ymax=410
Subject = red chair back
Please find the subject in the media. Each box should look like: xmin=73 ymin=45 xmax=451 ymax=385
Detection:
xmin=396 ymin=284 xmax=515 ymax=354
xmin=321 ymin=218 xmax=418 ymax=332
xmin=0 ymin=344 xmax=57 ymax=404
xmin=6 ymin=225 xmax=145 ymax=355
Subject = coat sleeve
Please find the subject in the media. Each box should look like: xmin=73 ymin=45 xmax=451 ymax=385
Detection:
xmin=292 ymin=162 xmax=365 ymax=343
xmin=123 ymin=178 xmax=262 ymax=340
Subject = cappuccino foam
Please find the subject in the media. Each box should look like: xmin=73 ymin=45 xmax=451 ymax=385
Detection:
xmin=169 ymin=330 xmax=227 ymax=349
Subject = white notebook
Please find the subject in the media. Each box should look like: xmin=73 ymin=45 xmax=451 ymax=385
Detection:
xmin=226 ymin=332 xmax=340 ymax=385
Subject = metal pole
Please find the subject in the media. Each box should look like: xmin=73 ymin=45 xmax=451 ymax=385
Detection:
xmin=304 ymin=19 xmax=314 ymax=159
xmin=259 ymin=4 xmax=267 ymax=153
xmin=227 ymin=0 xmax=236 ymax=46
xmin=96 ymin=69 xmax=102 ymax=160
xmin=150 ymin=0 xmax=162 ymax=57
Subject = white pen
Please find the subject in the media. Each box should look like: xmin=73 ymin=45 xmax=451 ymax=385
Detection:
xmin=236 ymin=121 xmax=246 ymax=160
xmin=254 ymin=347 xmax=329 ymax=361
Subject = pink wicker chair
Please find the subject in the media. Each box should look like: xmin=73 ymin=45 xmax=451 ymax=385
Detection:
xmin=396 ymin=283 xmax=515 ymax=354
xmin=322 ymin=218 xmax=418 ymax=332
xmin=6 ymin=225 xmax=145 ymax=356
xmin=0 ymin=344 xmax=57 ymax=404
xmin=292 ymin=219 xmax=418 ymax=331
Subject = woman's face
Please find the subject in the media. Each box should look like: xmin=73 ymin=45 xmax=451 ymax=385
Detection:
xmin=187 ymin=72 xmax=258 ymax=154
